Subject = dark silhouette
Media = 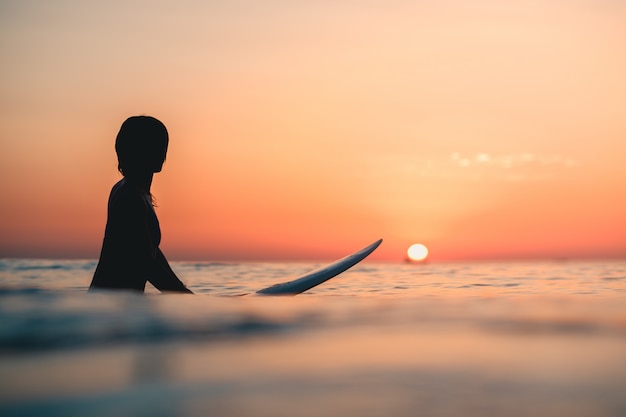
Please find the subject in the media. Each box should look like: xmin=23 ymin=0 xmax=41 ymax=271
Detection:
xmin=89 ymin=116 xmax=193 ymax=293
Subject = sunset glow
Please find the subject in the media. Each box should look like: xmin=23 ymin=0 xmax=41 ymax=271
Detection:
xmin=1 ymin=1 xmax=625 ymax=261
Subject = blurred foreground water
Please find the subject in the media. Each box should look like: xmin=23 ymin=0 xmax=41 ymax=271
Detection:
xmin=1 ymin=259 xmax=625 ymax=416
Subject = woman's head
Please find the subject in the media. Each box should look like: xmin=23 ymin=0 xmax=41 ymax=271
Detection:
xmin=115 ymin=116 xmax=169 ymax=177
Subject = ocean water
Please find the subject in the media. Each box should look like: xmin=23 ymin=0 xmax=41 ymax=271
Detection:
xmin=1 ymin=258 xmax=626 ymax=416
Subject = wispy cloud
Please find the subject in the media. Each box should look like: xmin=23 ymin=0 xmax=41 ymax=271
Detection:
xmin=356 ymin=151 xmax=581 ymax=183
xmin=450 ymin=152 xmax=580 ymax=170
xmin=449 ymin=151 xmax=582 ymax=182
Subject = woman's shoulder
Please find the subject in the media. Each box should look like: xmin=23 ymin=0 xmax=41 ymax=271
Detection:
xmin=110 ymin=179 xmax=133 ymax=200
xmin=108 ymin=179 xmax=148 ymax=211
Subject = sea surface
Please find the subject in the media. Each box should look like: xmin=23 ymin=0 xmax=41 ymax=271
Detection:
xmin=1 ymin=258 xmax=626 ymax=416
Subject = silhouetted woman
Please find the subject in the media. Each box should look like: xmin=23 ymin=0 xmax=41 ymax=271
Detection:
xmin=90 ymin=116 xmax=193 ymax=293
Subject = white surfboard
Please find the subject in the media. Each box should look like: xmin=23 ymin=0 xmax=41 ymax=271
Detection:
xmin=256 ymin=239 xmax=382 ymax=295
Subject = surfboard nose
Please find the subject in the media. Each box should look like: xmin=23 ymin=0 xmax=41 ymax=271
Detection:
xmin=256 ymin=239 xmax=383 ymax=295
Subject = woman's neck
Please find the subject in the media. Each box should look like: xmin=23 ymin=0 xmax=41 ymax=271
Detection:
xmin=125 ymin=173 xmax=153 ymax=194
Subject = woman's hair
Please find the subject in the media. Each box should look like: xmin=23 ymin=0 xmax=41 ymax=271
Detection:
xmin=115 ymin=116 xmax=169 ymax=177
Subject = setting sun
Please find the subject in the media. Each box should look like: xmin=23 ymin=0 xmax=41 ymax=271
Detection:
xmin=407 ymin=244 xmax=429 ymax=262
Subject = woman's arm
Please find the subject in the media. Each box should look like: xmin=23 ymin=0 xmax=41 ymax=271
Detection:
xmin=148 ymin=248 xmax=194 ymax=293
xmin=116 ymin=186 xmax=193 ymax=293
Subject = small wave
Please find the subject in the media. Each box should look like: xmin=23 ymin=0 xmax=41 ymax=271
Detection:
xmin=0 ymin=292 xmax=319 ymax=353
xmin=481 ymin=319 xmax=607 ymax=335
xmin=0 ymin=312 xmax=297 ymax=353
xmin=602 ymin=276 xmax=625 ymax=281
xmin=15 ymin=264 xmax=67 ymax=271
xmin=183 ymin=262 xmax=242 ymax=270
xmin=351 ymin=266 xmax=381 ymax=274
xmin=0 ymin=259 xmax=97 ymax=272
xmin=0 ymin=287 xmax=48 ymax=296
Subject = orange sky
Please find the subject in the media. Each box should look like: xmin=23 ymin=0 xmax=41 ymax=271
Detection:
xmin=1 ymin=1 xmax=625 ymax=261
